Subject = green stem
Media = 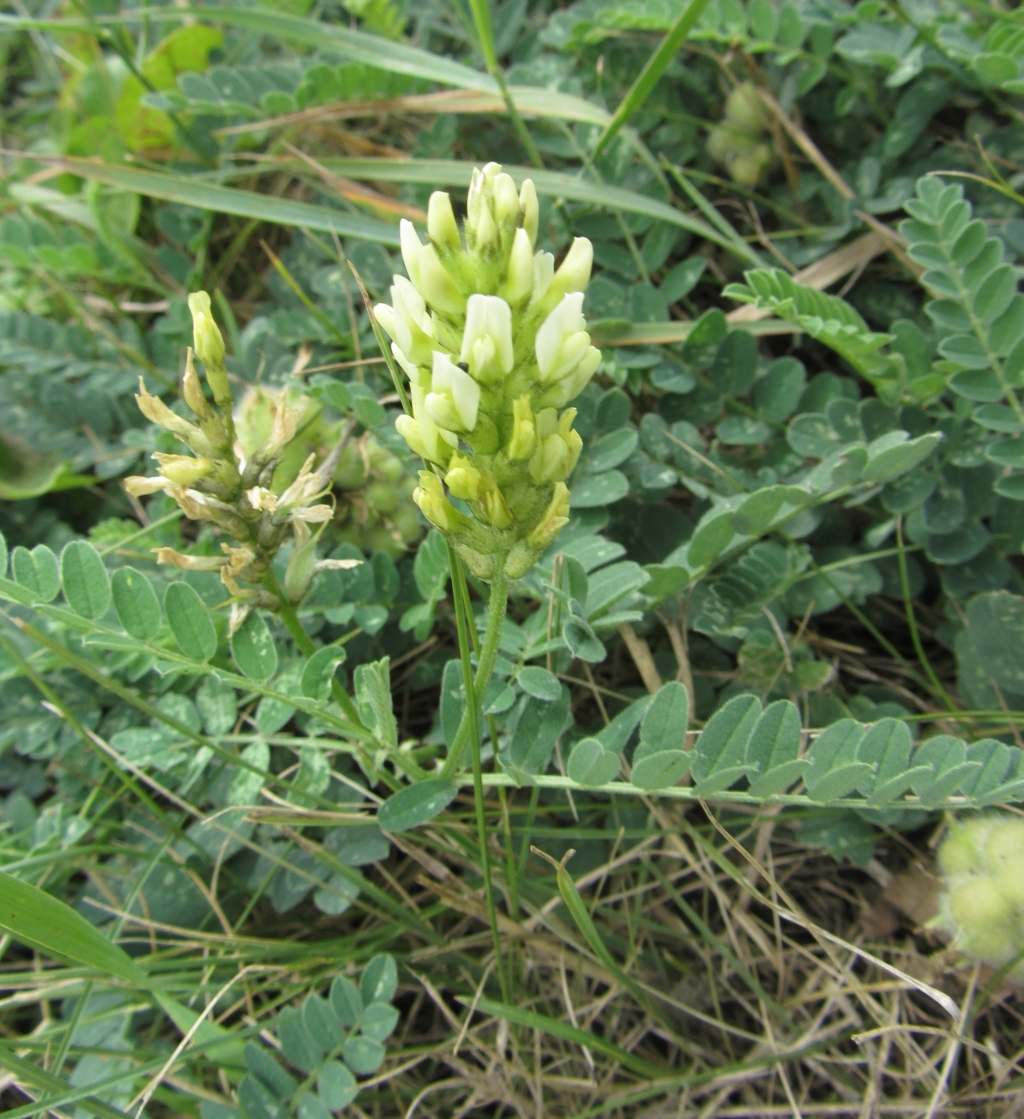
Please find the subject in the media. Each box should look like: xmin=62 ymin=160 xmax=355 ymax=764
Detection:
xmin=465 ymin=0 xmax=544 ymax=169
xmin=263 ymin=572 xmax=408 ymax=787
xmin=439 ymin=562 xmax=509 ymax=780
xmin=447 ymin=544 xmax=509 ymax=1001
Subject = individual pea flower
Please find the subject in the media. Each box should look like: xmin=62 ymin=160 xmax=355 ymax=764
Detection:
xmin=373 ymin=162 xmax=601 ymax=581
xmin=124 ymin=291 xmax=360 ymax=607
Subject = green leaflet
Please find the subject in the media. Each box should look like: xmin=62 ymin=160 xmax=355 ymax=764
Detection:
xmin=724 ymin=269 xmax=905 ymax=400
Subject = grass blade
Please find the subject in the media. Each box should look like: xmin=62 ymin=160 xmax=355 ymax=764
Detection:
xmin=0 ymin=870 xmax=147 ymax=985
xmin=49 ymin=158 xmax=403 ymax=244
xmin=310 ymin=158 xmax=764 ymax=263
xmin=465 ymin=997 xmax=668 ymax=1077
xmin=591 ymin=0 xmax=713 ymax=161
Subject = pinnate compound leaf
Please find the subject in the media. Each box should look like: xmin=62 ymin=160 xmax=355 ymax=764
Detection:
xmin=33 ymin=546 xmax=60 ymax=601
xmin=960 ymin=739 xmax=1024 ymax=805
xmin=861 ymin=431 xmax=942 ymax=482
xmin=858 ymin=718 xmax=930 ymax=806
xmin=691 ymin=693 xmax=760 ymax=794
xmin=361 ymin=1002 xmax=399 ymax=1041
xmin=597 ymin=695 xmax=653 ymax=753
xmin=331 ymin=976 xmax=363 ymax=1027
xmin=354 ymin=657 xmax=397 ymax=748
xmin=962 ymin=590 xmax=1024 ymax=694
xmin=301 ymin=645 xmax=347 ymax=700
xmin=111 ymin=566 xmax=161 ymax=640
xmin=725 ymin=269 xmax=901 ymax=393
xmin=245 ymin=1042 xmax=297 ymax=1100
xmin=319 ymin=1060 xmax=358 ymax=1109
xmin=687 ymin=511 xmax=736 ymax=568
xmin=303 ymin=993 xmax=343 ymax=1050
xmin=911 ymin=735 xmax=981 ymax=808
xmin=630 ymin=750 xmax=692 ymax=790
xmin=567 ymin=737 xmax=621 ymax=786
xmin=278 ymin=1006 xmax=324 ymax=1073
xmin=518 ymin=665 xmax=562 ymax=701
xmin=12 ymin=545 xmax=60 ymax=602
xmin=239 ymin=1073 xmax=287 ymax=1119
xmin=342 ymin=1036 xmax=386 ymax=1075
xmin=361 ymin=953 xmax=398 ymax=1004
xmin=231 ymin=611 xmax=278 ymax=681
xmin=297 ymin=1093 xmax=332 ymax=1119
xmin=165 ymin=581 xmax=217 ymax=661
xmin=509 ymin=688 xmax=571 ymax=774
xmin=746 ymin=700 xmax=808 ymax=796
xmin=228 ymin=741 xmax=270 ymax=806
xmin=377 ymin=779 xmax=457 ymax=832
xmin=60 ymin=540 xmax=110 ymax=619
xmin=804 ymin=719 xmax=873 ymax=801
xmin=638 ymin=681 xmax=689 ymax=755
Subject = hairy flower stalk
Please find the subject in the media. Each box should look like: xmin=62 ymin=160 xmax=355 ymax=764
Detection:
xmin=375 ymin=162 xmax=599 ymax=584
xmin=124 ymin=291 xmax=356 ymax=626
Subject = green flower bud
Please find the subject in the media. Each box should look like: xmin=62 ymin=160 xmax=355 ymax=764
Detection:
xmin=182 ymin=349 xmax=212 ymax=419
xmin=188 ymin=291 xmax=231 ymax=407
xmin=937 ymin=813 xmax=1024 ymax=973
xmin=153 ymin=452 xmax=214 ymax=486
xmin=725 ymin=81 xmax=765 ymax=135
xmin=413 ymin=470 xmax=466 ymax=534
xmin=428 ymin=190 xmax=461 ymax=254
xmin=366 ymin=480 xmax=399 ymax=515
xmin=505 ymin=228 xmax=535 ymax=304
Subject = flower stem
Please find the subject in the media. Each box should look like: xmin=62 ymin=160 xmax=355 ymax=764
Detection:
xmin=439 ymin=560 xmax=509 ymax=781
xmin=446 ymin=544 xmax=509 ymax=1001
xmin=263 ymin=571 xmax=409 ymax=787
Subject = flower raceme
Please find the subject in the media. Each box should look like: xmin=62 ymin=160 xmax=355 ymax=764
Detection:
xmin=374 ymin=162 xmax=600 ymax=580
xmin=124 ymin=292 xmax=357 ymax=626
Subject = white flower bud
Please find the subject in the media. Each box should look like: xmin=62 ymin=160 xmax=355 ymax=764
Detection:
xmin=466 ymin=167 xmax=485 ymax=231
xmin=505 ymin=228 xmax=535 ymax=304
xmin=378 ymin=276 xmax=435 ymax=365
xmin=493 ymin=172 xmax=520 ymax=228
xmin=531 ymin=251 xmax=554 ymax=305
xmin=427 ymin=191 xmax=461 ymax=253
xmin=404 ymin=384 xmax=458 ymax=465
xmin=400 ymin=220 xmax=424 ymax=290
xmin=560 ymin=346 xmax=602 ymax=404
xmin=535 ymin=293 xmax=592 ymax=385
xmin=425 ymin=351 xmax=480 ymax=433
xmin=470 ymin=200 xmax=498 ymax=253
xmin=461 ymin=295 xmax=514 ymax=384
xmin=419 ymin=245 xmax=466 ymax=317
xmin=550 ymin=237 xmax=593 ymax=298
xmin=519 ymin=179 xmax=539 ymax=245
